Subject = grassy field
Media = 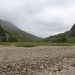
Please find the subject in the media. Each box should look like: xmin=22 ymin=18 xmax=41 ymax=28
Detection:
xmin=0 ymin=42 xmax=75 ymax=47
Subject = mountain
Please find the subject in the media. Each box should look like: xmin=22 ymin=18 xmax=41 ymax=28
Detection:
xmin=43 ymin=24 xmax=75 ymax=43
xmin=0 ymin=19 xmax=42 ymax=42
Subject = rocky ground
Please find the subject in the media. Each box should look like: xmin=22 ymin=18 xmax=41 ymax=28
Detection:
xmin=0 ymin=46 xmax=75 ymax=75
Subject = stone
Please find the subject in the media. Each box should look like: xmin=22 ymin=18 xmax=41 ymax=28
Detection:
xmin=58 ymin=64 xmax=63 ymax=71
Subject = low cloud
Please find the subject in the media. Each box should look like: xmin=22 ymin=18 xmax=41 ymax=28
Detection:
xmin=0 ymin=0 xmax=75 ymax=37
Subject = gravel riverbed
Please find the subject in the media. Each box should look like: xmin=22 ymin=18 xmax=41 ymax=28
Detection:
xmin=0 ymin=46 xmax=75 ymax=75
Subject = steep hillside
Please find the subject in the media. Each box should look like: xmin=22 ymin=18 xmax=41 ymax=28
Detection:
xmin=44 ymin=24 xmax=75 ymax=43
xmin=0 ymin=25 xmax=17 ymax=42
xmin=0 ymin=19 xmax=42 ymax=42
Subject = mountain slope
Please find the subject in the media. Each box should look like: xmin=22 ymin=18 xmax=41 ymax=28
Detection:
xmin=0 ymin=25 xmax=18 ymax=42
xmin=44 ymin=24 xmax=75 ymax=43
xmin=0 ymin=19 xmax=42 ymax=42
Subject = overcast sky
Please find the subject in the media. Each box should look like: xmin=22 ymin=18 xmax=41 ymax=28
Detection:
xmin=0 ymin=0 xmax=75 ymax=38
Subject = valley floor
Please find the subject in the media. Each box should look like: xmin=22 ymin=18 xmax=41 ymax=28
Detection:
xmin=0 ymin=46 xmax=75 ymax=75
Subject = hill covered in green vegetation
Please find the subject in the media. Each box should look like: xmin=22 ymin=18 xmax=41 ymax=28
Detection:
xmin=44 ymin=24 xmax=75 ymax=43
xmin=0 ymin=19 xmax=42 ymax=42
xmin=0 ymin=25 xmax=17 ymax=42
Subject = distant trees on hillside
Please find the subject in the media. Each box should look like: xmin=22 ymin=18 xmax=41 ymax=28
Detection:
xmin=0 ymin=25 xmax=6 ymax=42
xmin=44 ymin=36 xmax=67 ymax=43
xmin=8 ymin=37 xmax=18 ymax=42
xmin=70 ymin=31 xmax=75 ymax=37
xmin=0 ymin=24 xmax=18 ymax=42
xmin=2 ymin=36 xmax=7 ymax=42
xmin=57 ymin=37 xmax=67 ymax=43
xmin=0 ymin=25 xmax=5 ymax=36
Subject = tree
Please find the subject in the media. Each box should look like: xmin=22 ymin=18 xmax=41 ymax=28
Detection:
xmin=0 ymin=25 xmax=5 ymax=36
xmin=70 ymin=31 xmax=75 ymax=37
xmin=8 ymin=37 xmax=18 ymax=42
xmin=2 ymin=36 xmax=7 ymax=42
xmin=58 ymin=37 xmax=67 ymax=42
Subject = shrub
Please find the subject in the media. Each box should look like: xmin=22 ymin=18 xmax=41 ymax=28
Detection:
xmin=8 ymin=37 xmax=18 ymax=42
xmin=2 ymin=36 xmax=7 ymax=42
xmin=16 ymin=44 xmax=35 ymax=47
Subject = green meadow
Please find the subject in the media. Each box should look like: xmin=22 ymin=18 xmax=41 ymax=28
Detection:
xmin=0 ymin=42 xmax=75 ymax=47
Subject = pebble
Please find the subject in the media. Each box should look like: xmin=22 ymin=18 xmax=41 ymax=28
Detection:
xmin=0 ymin=57 xmax=74 ymax=75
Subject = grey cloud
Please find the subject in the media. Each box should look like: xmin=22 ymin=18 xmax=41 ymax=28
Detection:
xmin=47 ymin=0 xmax=75 ymax=7
xmin=0 ymin=0 xmax=75 ymax=38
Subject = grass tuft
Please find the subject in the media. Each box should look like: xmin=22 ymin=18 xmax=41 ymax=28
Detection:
xmin=15 ymin=43 xmax=37 ymax=47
